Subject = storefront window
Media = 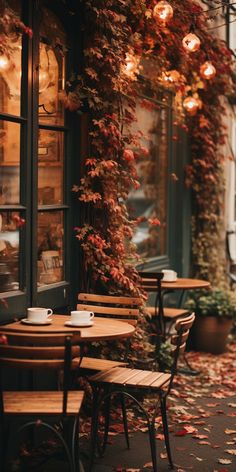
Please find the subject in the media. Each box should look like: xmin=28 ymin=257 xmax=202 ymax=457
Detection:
xmin=128 ymin=98 xmax=169 ymax=260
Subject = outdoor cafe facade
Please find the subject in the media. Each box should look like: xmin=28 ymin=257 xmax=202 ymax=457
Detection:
xmin=1 ymin=0 xmax=235 ymax=322
xmin=0 ymin=0 xmax=193 ymax=321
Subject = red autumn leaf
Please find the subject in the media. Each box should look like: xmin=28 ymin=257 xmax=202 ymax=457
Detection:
xmin=148 ymin=218 xmax=161 ymax=226
xmin=175 ymin=429 xmax=188 ymax=436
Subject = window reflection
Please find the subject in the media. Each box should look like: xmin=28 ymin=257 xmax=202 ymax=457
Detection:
xmin=128 ymin=99 xmax=168 ymax=259
xmin=37 ymin=211 xmax=64 ymax=286
xmin=38 ymin=8 xmax=66 ymax=125
xmin=0 ymin=121 xmax=20 ymax=204
xmin=0 ymin=211 xmax=20 ymax=292
xmin=0 ymin=36 xmax=22 ymax=116
xmin=38 ymin=129 xmax=64 ymax=204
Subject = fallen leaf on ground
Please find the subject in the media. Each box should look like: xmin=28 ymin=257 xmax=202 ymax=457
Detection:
xmin=224 ymin=449 xmax=236 ymax=455
xmin=143 ymin=462 xmax=153 ymax=468
xmin=160 ymin=452 xmax=167 ymax=459
xmin=225 ymin=429 xmax=236 ymax=435
xmin=218 ymin=458 xmax=232 ymax=464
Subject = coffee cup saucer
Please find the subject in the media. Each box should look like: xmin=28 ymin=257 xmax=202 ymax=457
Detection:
xmin=162 ymin=277 xmax=177 ymax=282
xmin=21 ymin=318 xmax=52 ymax=325
xmin=64 ymin=320 xmax=94 ymax=328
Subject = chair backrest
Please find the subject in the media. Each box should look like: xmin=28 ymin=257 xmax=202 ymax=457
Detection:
xmin=77 ymin=293 xmax=141 ymax=326
xmin=0 ymin=331 xmax=81 ymax=415
xmin=170 ymin=312 xmax=195 ymax=377
xmin=138 ymin=271 xmax=163 ymax=291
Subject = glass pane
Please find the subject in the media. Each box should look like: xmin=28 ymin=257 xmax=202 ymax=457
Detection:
xmin=37 ymin=211 xmax=64 ymax=286
xmin=38 ymin=8 xmax=66 ymax=125
xmin=0 ymin=0 xmax=22 ymax=116
xmin=38 ymin=129 xmax=64 ymax=204
xmin=0 ymin=211 xmax=21 ymax=292
xmin=128 ymin=100 xmax=168 ymax=259
xmin=0 ymin=121 xmax=20 ymax=204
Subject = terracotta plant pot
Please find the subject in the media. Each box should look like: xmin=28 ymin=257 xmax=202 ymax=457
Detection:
xmin=192 ymin=316 xmax=233 ymax=354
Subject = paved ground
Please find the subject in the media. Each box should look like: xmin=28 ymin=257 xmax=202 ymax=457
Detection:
xmin=6 ymin=342 xmax=236 ymax=471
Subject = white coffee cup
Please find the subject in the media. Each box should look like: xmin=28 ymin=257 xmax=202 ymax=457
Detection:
xmin=161 ymin=269 xmax=177 ymax=282
xmin=27 ymin=307 xmax=53 ymax=323
xmin=70 ymin=310 xmax=94 ymax=325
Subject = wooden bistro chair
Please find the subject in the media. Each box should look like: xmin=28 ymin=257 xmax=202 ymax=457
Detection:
xmin=88 ymin=312 xmax=195 ymax=472
xmin=0 ymin=331 xmax=84 ymax=472
xmin=76 ymin=293 xmax=141 ymax=373
xmin=139 ymin=271 xmax=189 ymax=341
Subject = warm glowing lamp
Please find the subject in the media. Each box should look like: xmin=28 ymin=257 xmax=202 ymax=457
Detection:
xmin=0 ymin=54 xmax=10 ymax=71
xmin=153 ymin=1 xmax=173 ymax=25
xmin=183 ymin=95 xmax=200 ymax=115
xmin=162 ymin=69 xmax=181 ymax=83
xmin=200 ymin=61 xmax=216 ymax=80
xmin=182 ymin=32 xmax=201 ymax=52
xmin=124 ymin=52 xmax=140 ymax=79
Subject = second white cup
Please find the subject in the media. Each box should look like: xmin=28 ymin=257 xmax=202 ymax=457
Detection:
xmin=161 ymin=269 xmax=177 ymax=282
xmin=70 ymin=310 xmax=94 ymax=325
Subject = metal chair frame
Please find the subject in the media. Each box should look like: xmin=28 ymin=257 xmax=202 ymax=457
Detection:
xmin=88 ymin=313 xmax=195 ymax=472
xmin=0 ymin=331 xmax=84 ymax=472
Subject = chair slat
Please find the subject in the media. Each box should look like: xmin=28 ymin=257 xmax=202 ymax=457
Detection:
xmin=1 ymin=332 xmax=81 ymax=346
xmin=174 ymin=313 xmax=195 ymax=332
xmin=78 ymin=293 xmax=141 ymax=306
xmin=77 ymin=357 xmax=128 ymax=371
xmin=76 ymin=303 xmax=139 ymax=318
xmin=0 ymin=345 xmax=80 ymax=359
xmin=3 ymin=391 xmax=84 ymax=415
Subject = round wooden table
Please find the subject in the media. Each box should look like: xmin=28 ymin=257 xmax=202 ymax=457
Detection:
xmin=0 ymin=315 xmax=136 ymax=342
xmin=161 ymin=278 xmax=210 ymax=290
xmin=142 ymin=277 xmax=210 ymax=291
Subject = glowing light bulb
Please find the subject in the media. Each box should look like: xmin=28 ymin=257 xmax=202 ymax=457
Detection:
xmin=153 ymin=1 xmax=173 ymax=25
xmin=162 ymin=69 xmax=181 ymax=83
xmin=0 ymin=55 xmax=10 ymax=71
xmin=200 ymin=61 xmax=216 ymax=80
xmin=124 ymin=53 xmax=140 ymax=80
xmin=182 ymin=32 xmax=201 ymax=52
xmin=183 ymin=96 xmax=201 ymax=115
xmin=39 ymin=68 xmax=50 ymax=93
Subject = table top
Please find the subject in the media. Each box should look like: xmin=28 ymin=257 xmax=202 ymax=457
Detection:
xmin=0 ymin=315 xmax=136 ymax=342
xmin=142 ymin=277 xmax=211 ymax=291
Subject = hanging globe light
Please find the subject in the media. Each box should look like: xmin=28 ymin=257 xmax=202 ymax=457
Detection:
xmin=183 ymin=95 xmax=201 ymax=116
xmin=153 ymin=1 xmax=173 ymax=25
xmin=123 ymin=52 xmax=140 ymax=80
xmin=0 ymin=54 xmax=10 ymax=71
xmin=200 ymin=61 xmax=216 ymax=80
xmin=182 ymin=32 xmax=201 ymax=52
xmin=162 ymin=69 xmax=181 ymax=83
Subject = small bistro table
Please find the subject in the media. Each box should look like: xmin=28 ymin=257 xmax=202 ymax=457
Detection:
xmin=141 ymin=277 xmax=210 ymax=308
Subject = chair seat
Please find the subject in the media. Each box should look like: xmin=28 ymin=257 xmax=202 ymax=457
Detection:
xmin=77 ymin=356 xmax=128 ymax=371
xmin=3 ymin=390 xmax=84 ymax=415
xmin=146 ymin=306 xmax=189 ymax=319
xmin=90 ymin=366 xmax=171 ymax=389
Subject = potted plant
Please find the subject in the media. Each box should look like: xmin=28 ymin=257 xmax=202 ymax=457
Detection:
xmin=185 ymin=288 xmax=236 ymax=354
